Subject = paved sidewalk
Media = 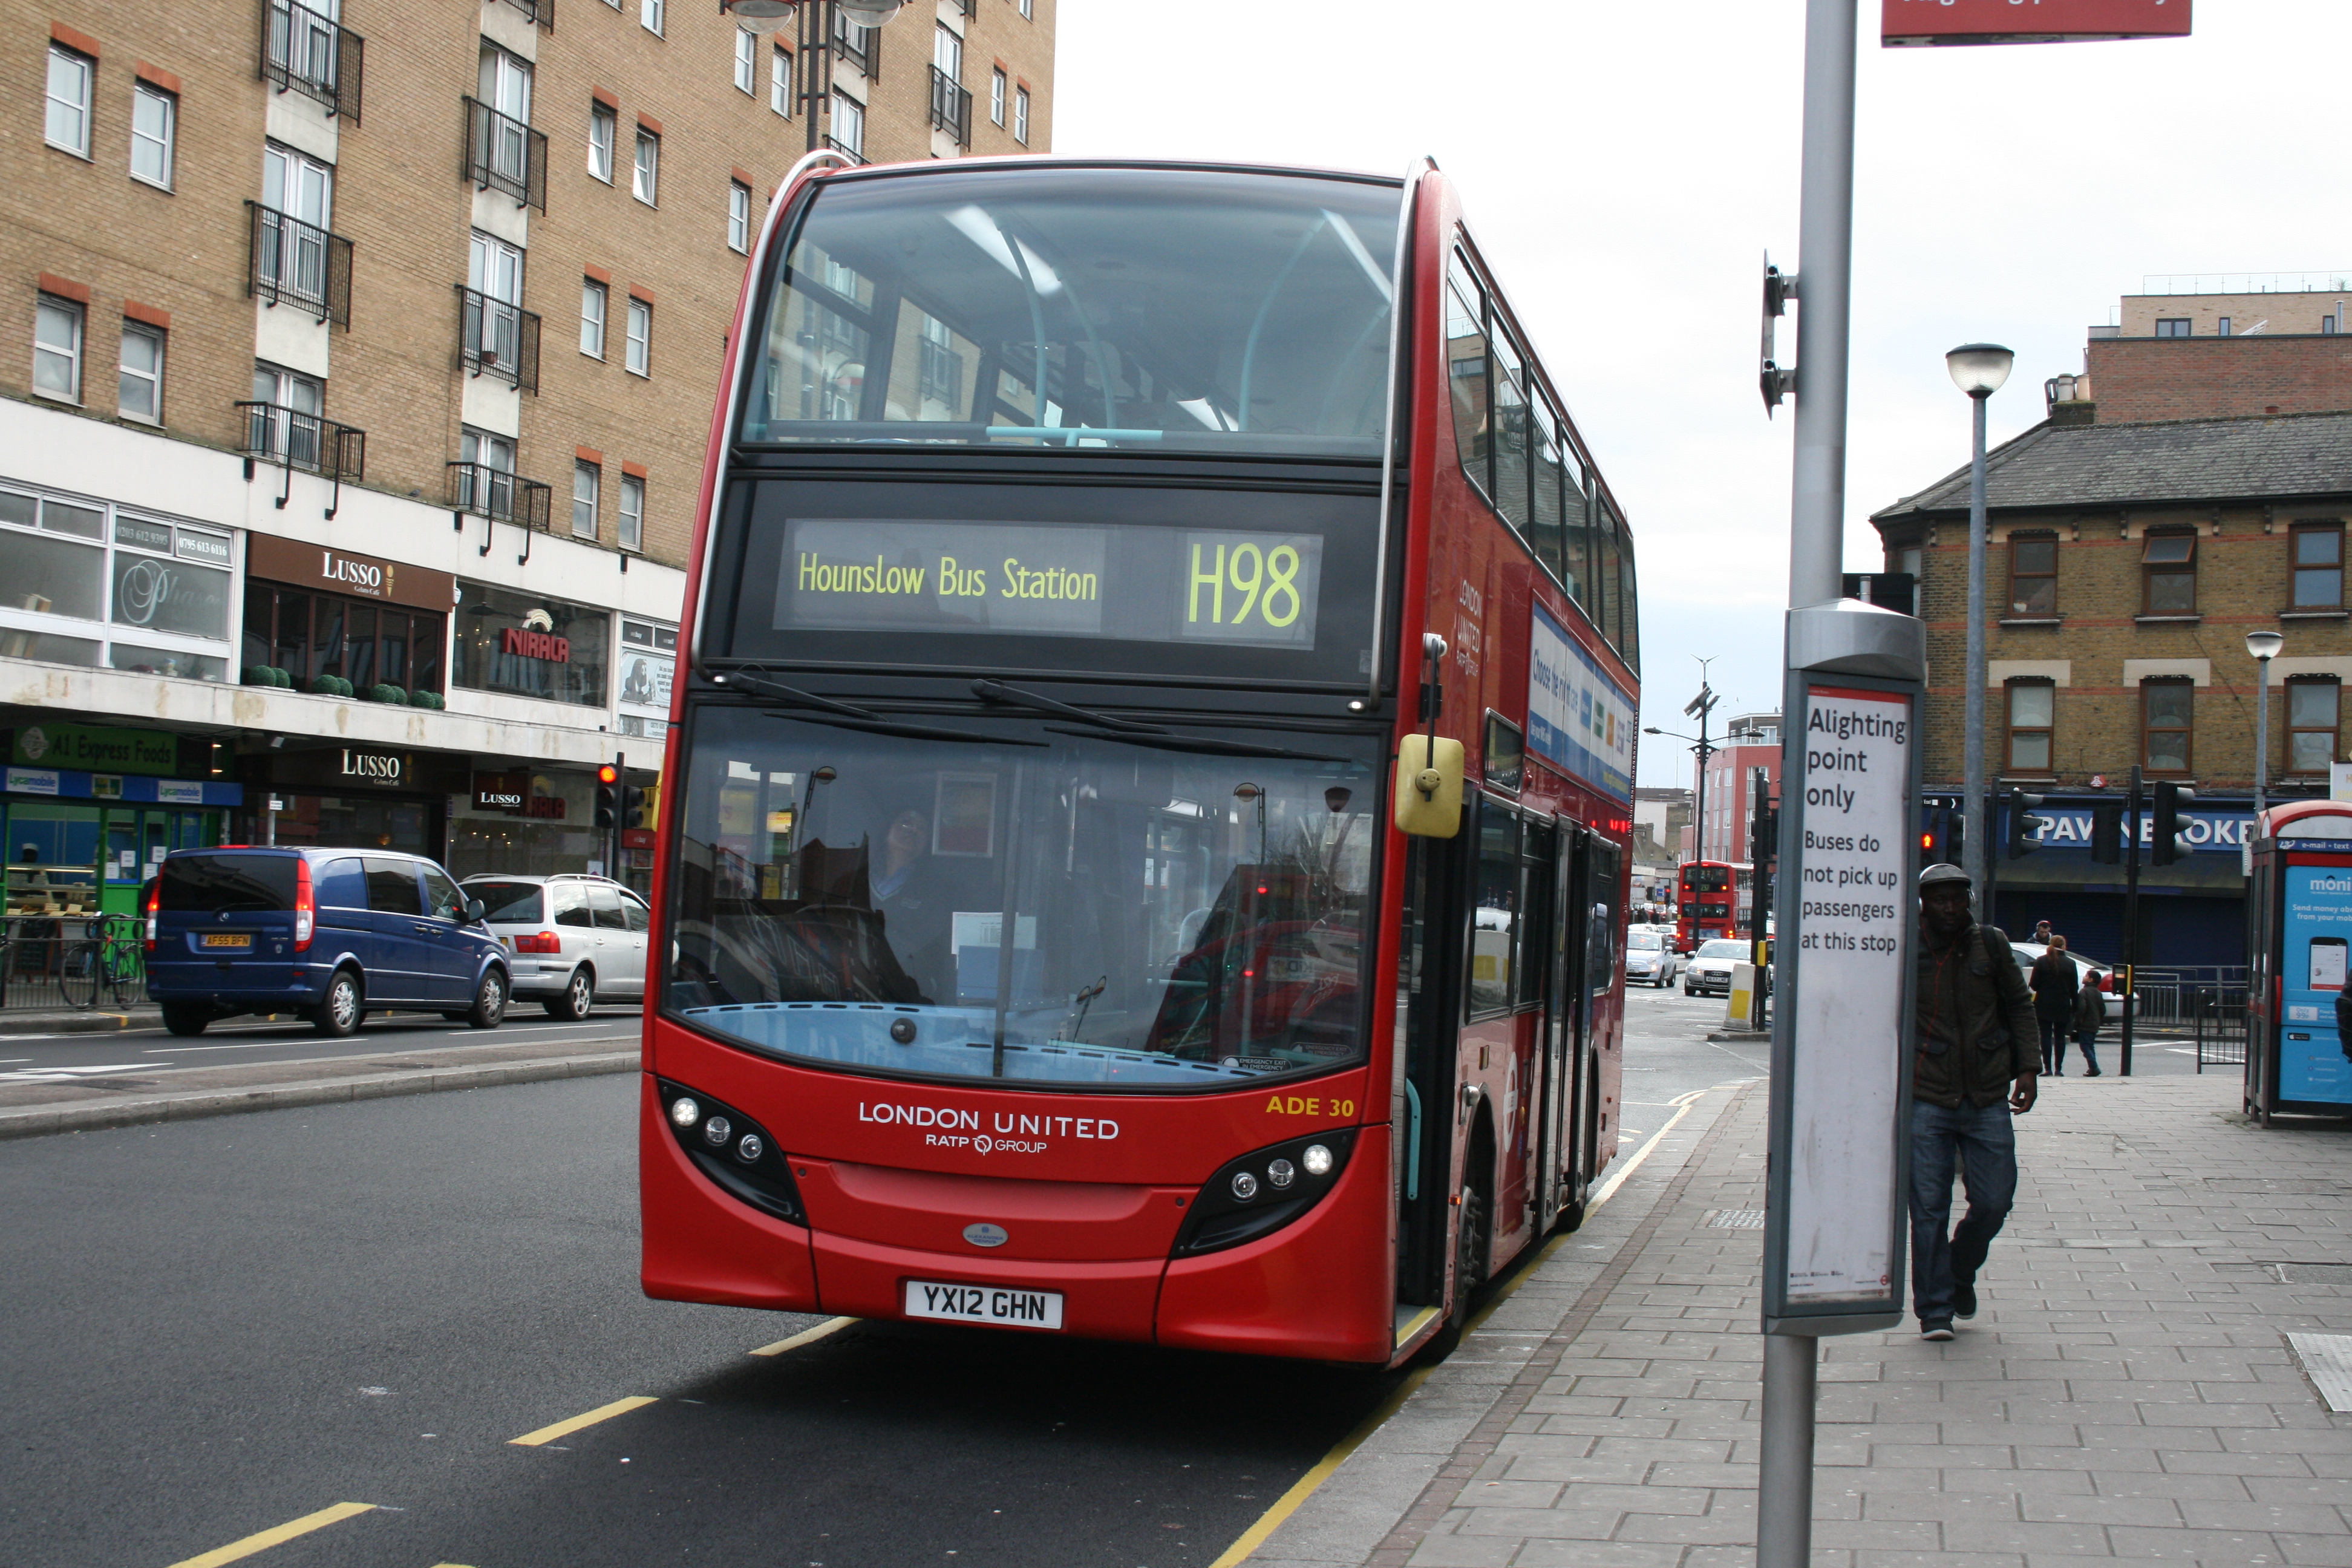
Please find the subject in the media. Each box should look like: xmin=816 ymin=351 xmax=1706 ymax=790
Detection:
xmin=1252 ymin=1072 xmax=2352 ymax=1568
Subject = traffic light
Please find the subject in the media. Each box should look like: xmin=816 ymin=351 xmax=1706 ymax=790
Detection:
xmin=2089 ymin=801 xmax=2125 ymax=864
xmin=2006 ymin=791 xmax=2047 ymax=860
xmin=2151 ymin=780 xmax=2195 ymax=866
xmin=1919 ymin=802 xmax=1963 ymax=865
xmin=620 ymin=783 xmax=649 ymax=829
xmin=594 ymin=763 xmax=620 ymax=830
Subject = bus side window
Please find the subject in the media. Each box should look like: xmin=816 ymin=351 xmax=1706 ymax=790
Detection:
xmin=1445 ymin=256 xmax=1492 ymax=501
xmin=1469 ymin=799 xmax=1518 ymax=1018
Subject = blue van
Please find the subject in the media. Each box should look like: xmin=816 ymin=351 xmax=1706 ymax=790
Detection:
xmin=146 ymin=848 xmax=511 ymax=1037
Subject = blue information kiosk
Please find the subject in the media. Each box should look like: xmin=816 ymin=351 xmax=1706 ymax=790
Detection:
xmin=2248 ymin=800 xmax=2352 ymax=1123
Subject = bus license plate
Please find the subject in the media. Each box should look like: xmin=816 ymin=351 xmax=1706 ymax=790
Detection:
xmin=903 ymin=1279 xmax=1064 ymax=1330
xmin=200 ymin=933 xmax=251 ymax=949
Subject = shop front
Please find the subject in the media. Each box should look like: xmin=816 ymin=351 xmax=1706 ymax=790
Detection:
xmin=448 ymin=767 xmax=602 ymax=880
xmin=236 ymin=743 xmax=469 ymax=866
xmin=242 ymin=535 xmax=456 ymax=702
xmin=453 ymin=583 xmax=610 ymax=710
xmin=0 ymin=722 xmax=240 ymax=918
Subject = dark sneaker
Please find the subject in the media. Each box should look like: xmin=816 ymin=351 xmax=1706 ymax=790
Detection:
xmin=1955 ymin=1281 xmax=1978 ymax=1321
xmin=2085 ymin=1068 xmax=2103 ymax=1077
xmin=1921 ymin=1319 xmax=1956 ymax=1342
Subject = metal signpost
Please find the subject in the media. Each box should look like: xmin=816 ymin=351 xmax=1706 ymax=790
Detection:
xmin=1756 ymin=6 xmax=2192 ymax=1566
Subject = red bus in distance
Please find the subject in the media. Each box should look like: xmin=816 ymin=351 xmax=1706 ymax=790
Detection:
xmin=1676 ymin=860 xmax=1753 ymax=953
xmin=639 ymin=152 xmax=1640 ymax=1367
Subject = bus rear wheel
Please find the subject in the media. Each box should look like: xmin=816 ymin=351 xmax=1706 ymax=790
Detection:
xmin=1420 ymin=1177 xmax=1491 ymax=1363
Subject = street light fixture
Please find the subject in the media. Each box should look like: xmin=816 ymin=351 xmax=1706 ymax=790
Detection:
xmin=721 ymin=0 xmax=796 ymax=33
xmin=1946 ymin=341 xmax=2014 ymax=907
xmin=2248 ymin=630 xmax=2284 ymax=823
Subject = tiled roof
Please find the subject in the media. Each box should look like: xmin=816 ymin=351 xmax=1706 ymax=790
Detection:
xmin=1871 ymin=410 xmax=2352 ymax=521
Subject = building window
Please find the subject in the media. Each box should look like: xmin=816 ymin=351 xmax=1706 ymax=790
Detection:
xmin=130 ymin=82 xmax=175 ymax=189
xmin=728 ymin=180 xmax=752 ymax=253
xmin=2005 ymin=680 xmax=2054 ymax=774
xmin=252 ymin=361 xmax=325 ymax=468
xmin=2218 ymin=316 xmax=2232 ymax=336
xmin=2007 ymin=532 xmax=2057 ymax=616
xmin=572 ymin=460 xmax=599 ymax=540
xmin=2290 ymin=679 xmax=2342 ymax=774
xmin=45 ymin=46 xmax=92 ymax=157
xmin=589 ymin=103 xmax=615 ymax=182
xmin=2140 ymin=679 xmax=2192 ymax=775
xmin=771 ymin=47 xmax=793 ymax=116
xmin=119 ymin=322 xmax=164 ymax=423
xmin=935 ymin=25 xmax=962 ymax=83
xmin=641 ymin=0 xmax=663 ymax=35
xmin=2155 ymin=318 xmax=2191 ymax=338
xmin=626 ymin=296 xmax=652 ymax=376
xmin=452 ymin=583 xmax=610 ymax=708
xmin=1013 ymin=84 xmax=1030 ymax=144
xmin=619 ymin=474 xmax=644 ymax=552
xmin=831 ymin=94 xmax=863 ymax=157
xmin=990 ymin=67 xmax=1005 ymax=126
xmin=243 ymin=581 xmax=442 ymax=699
xmin=0 ymin=481 xmax=234 ymax=679
xmin=632 ymin=128 xmax=659 ymax=204
xmin=580 ymin=278 xmax=607 ymax=358
xmin=34 ymin=296 xmax=84 ymax=403
xmin=2141 ymin=531 xmax=2197 ymax=614
xmin=734 ymin=28 xmax=756 ymax=93
xmin=2293 ymin=522 xmax=2344 ymax=610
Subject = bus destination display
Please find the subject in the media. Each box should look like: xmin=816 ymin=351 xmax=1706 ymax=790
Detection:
xmin=774 ymin=518 xmax=1324 ymax=650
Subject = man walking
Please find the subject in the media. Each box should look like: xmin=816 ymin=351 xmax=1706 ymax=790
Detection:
xmin=2030 ymin=935 xmax=2079 ymax=1076
xmin=2073 ymin=970 xmax=2107 ymax=1077
xmin=1912 ymin=863 xmax=2039 ymax=1341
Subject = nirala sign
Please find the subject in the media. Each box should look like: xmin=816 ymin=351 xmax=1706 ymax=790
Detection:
xmin=502 ymin=627 xmax=571 ymax=663
xmin=1884 ymin=0 xmax=2190 ymax=47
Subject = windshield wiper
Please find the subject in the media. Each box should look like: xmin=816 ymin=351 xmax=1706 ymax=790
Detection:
xmin=704 ymin=666 xmax=880 ymax=720
xmin=770 ymin=710 xmax=1044 ymax=747
xmin=1039 ymin=724 xmax=1347 ymax=763
xmin=971 ymin=679 xmax=1166 ymax=734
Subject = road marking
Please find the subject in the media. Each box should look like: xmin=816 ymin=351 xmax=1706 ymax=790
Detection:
xmin=750 ymin=1315 xmax=857 ymax=1357
xmin=508 ymin=1395 xmax=658 ymax=1447
xmin=1209 ymin=1086 xmax=1728 ymax=1568
xmin=0 ymin=1062 xmax=154 ymax=1080
xmin=165 ymin=1501 xmax=376 ymax=1567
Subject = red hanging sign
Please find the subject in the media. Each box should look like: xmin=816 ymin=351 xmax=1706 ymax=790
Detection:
xmin=1884 ymin=0 xmax=2189 ymax=46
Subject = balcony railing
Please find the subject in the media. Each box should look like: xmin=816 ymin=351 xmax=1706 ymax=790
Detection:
xmin=825 ymin=136 xmax=867 ymax=166
xmin=500 ymin=0 xmax=554 ymax=28
xmin=237 ymin=400 xmax=365 ymax=517
xmin=448 ymin=462 xmax=551 ymax=531
xmin=929 ymin=67 xmax=972 ymax=148
xmin=261 ymin=0 xmax=363 ymax=121
xmin=463 ymin=96 xmax=547 ymax=211
xmin=833 ymin=13 xmax=878 ymax=76
xmin=246 ymin=201 xmax=352 ymax=328
xmin=457 ymin=286 xmax=541 ymax=393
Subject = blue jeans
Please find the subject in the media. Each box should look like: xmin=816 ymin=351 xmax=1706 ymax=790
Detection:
xmin=2076 ymin=1028 xmax=2101 ymax=1073
xmin=1909 ymin=1098 xmax=2018 ymax=1324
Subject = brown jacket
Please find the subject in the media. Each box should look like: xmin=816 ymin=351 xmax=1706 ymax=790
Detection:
xmin=1913 ymin=922 xmax=2039 ymax=1109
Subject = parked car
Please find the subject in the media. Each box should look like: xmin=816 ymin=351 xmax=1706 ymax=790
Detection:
xmin=1683 ymin=937 xmax=1752 ymax=998
xmin=1624 ymin=928 xmax=1682 ymax=988
xmin=462 ymin=873 xmax=651 ymax=1019
xmin=146 ymin=848 xmax=509 ymax=1036
xmin=2009 ymin=941 xmax=2131 ymax=1023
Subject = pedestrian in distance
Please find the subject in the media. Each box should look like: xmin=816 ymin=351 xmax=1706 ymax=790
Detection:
xmin=2033 ymin=919 xmax=2053 ymax=946
xmin=1910 ymin=863 xmax=2039 ymax=1342
xmin=2073 ymin=969 xmax=2107 ymax=1077
xmin=2030 ymin=935 xmax=2079 ymax=1076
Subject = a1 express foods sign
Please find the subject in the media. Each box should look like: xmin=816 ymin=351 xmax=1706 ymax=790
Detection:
xmin=1884 ymin=0 xmax=2189 ymax=46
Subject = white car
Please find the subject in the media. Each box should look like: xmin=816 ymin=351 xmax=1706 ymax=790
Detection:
xmin=2010 ymin=941 xmax=2130 ymax=1023
xmin=1684 ymin=937 xmax=1751 ymax=998
xmin=462 ymin=874 xmax=651 ymax=1019
xmin=1624 ymin=929 xmax=1682 ymax=988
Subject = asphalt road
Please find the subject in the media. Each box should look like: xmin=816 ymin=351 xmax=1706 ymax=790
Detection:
xmin=0 ymin=1007 xmax=645 ymax=1081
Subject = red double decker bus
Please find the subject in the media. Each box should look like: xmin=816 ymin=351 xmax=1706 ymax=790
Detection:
xmin=1675 ymin=860 xmax=1754 ymax=952
xmin=640 ymin=153 xmax=1641 ymax=1366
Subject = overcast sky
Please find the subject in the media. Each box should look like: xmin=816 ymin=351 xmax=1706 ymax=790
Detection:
xmin=1051 ymin=1 xmax=2351 ymax=789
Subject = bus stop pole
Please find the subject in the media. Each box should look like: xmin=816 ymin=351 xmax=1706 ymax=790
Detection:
xmin=1762 ymin=4 xmax=1858 ymax=1567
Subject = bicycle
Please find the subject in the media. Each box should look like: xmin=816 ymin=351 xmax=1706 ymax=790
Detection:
xmin=59 ymin=916 xmax=146 ymax=1010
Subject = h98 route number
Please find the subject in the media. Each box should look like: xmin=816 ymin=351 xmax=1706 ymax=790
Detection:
xmin=1179 ymin=532 xmax=1324 ymax=649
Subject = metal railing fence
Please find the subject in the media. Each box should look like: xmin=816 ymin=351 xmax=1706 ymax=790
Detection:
xmin=1 ymin=913 xmax=146 ymax=1011
xmin=261 ymin=0 xmax=363 ymax=121
xmin=2192 ymin=988 xmax=2250 ymax=1073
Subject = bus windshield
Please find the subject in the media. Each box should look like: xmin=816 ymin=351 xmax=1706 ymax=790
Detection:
xmin=741 ymin=165 xmax=1402 ymax=457
xmin=1684 ymin=866 xmax=1730 ymax=892
xmin=665 ymin=705 xmax=1381 ymax=1091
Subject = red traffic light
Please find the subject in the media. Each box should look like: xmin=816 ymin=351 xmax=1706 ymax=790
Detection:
xmin=597 ymin=763 xmax=619 ymax=785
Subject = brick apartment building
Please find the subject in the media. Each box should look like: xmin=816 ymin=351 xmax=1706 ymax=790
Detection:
xmin=1873 ymin=289 xmax=2352 ymax=970
xmin=1696 ymin=710 xmax=1779 ymax=866
xmin=0 ymin=0 xmax=1053 ymax=906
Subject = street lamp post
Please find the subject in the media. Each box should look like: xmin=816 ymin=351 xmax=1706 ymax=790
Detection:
xmin=2249 ymin=630 xmax=2284 ymax=823
xmin=1644 ymin=725 xmax=1720 ymax=861
xmin=1947 ymin=343 xmax=2015 ymax=906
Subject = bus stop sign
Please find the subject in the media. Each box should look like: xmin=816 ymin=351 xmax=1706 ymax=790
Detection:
xmin=1884 ymin=0 xmax=2190 ymax=47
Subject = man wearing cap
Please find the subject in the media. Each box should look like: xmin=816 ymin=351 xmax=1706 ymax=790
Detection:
xmin=1911 ymin=862 xmax=2038 ymax=1341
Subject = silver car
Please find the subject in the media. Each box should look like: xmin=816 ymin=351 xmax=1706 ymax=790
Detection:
xmin=460 ymin=874 xmax=650 ymax=1019
xmin=1624 ymin=929 xmax=1682 ymax=988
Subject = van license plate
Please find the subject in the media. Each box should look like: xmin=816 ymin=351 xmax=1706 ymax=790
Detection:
xmin=200 ymin=933 xmax=251 ymax=949
xmin=903 ymin=1279 xmax=1063 ymax=1330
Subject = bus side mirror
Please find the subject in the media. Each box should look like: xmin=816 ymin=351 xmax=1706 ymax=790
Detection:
xmin=1394 ymin=734 xmax=1465 ymax=838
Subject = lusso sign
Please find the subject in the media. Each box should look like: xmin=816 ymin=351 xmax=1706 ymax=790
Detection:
xmin=339 ymin=749 xmax=403 ymax=785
